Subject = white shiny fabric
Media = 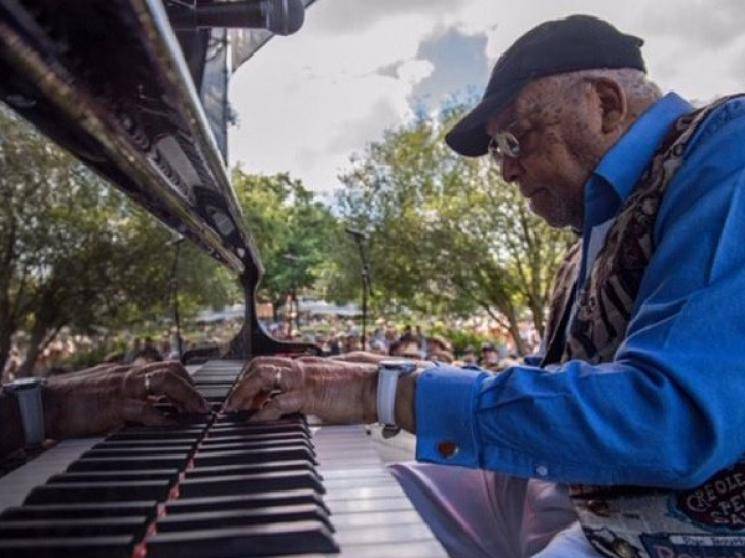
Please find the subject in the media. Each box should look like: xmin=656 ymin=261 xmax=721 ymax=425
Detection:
xmin=388 ymin=462 xmax=602 ymax=558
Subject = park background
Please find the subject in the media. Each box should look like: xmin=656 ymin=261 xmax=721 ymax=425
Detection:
xmin=0 ymin=0 xmax=739 ymax=377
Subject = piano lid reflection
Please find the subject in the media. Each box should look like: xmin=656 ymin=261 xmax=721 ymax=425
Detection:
xmin=0 ymin=1 xmax=447 ymax=556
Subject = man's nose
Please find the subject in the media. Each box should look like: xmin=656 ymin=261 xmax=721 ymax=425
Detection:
xmin=500 ymin=156 xmax=523 ymax=183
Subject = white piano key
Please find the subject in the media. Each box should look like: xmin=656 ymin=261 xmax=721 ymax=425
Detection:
xmin=0 ymin=437 xmax=103 ymax=510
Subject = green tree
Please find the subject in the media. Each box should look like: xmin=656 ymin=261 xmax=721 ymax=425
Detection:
xmin=232 ymin=169 xmax=338 ymax=321
xmin=0 ymin=106 xmax=235 ymax=374
xmin=331 ymin=107 xmax=575 ymax=354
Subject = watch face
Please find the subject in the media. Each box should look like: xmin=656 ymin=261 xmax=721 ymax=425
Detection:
xmin=379 ymin=360 xmax=417 ymax=373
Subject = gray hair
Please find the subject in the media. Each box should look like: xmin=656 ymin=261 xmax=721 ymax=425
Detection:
xmin=551 ymin=68 xmax=662 ymax=116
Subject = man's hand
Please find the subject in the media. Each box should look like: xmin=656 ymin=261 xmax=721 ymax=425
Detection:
xmin=225 ymin=357 xmax=379 ymax=424
xmin=43 ymin=361 xmax=209 ymax=439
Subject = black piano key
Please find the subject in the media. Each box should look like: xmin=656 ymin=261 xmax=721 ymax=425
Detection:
xmin=91 ymin=438 xmax=198 ymax=448
xmin=211 ymin=415 xmax=307 ymax=428
xmin=145 ymin=520 xmax=338 ymax=558
xmin=199 ymin=431 xmax=310 ymax=445
xmin=48 ymin=469 xmax=180 ymax=484
xmin=0 ymin=501 xmax=158 ymax=521
xmin=68 ymin=455 xmax=189 ymax=471
xmin=107 ymin=427 xmax=204 ymax=441
xmin=24 ymin=479 xmax=172 ymax=504
xmin=155 ymin=504 xmax=333 ymax=533
xmin=185 ymin=459 xmax=315 ymax=478
xmin=82 ymin=446 xmax=193 ymax=458
xmin=197 ymin=438 xmax=314 ymax=453
xmin=178 ymin=471 xmax=325 ymax=498
xmin=0 ymin=536 xmax=134 ymax=558
xmin=164 ymin=489 xmax=328 ymax=515
xmin=0 ymin=515 xmax=149 ymax=538
xmin=193 ymin=445 xmax=316 ymax=467
xmin=112 ymin=426 xmax=204 ymax=438
xmin=206 ymin=424 xmax=309 ymax=439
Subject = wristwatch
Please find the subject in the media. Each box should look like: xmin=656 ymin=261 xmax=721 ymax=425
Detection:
xmin=377 ymin=360 xmax=417 ymax=438
xmin=5 ymin=377 xmax=46 ymax=448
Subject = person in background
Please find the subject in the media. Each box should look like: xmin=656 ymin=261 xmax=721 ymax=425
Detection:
xmin=479 ymin=342 xmax=500 ymax=371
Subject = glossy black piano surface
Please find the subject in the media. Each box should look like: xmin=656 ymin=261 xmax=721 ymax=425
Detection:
xmin=0 ymin=0 xmax=318 ymax=360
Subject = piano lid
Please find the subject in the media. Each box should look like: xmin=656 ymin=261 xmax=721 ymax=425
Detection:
xmin=0 ymin=0 xmax=313 ymax=274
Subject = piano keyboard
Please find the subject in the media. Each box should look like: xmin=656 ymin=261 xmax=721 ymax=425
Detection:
xmin=0 ymin=360 xmax=447 ymax=557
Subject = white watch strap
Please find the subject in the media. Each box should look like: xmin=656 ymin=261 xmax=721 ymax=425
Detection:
xmin=376 ymin=368 xmax=400 ymax=426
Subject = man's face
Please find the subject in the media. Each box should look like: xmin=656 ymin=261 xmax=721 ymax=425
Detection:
xmin=486 ymin=77 xmax=606 ymax=229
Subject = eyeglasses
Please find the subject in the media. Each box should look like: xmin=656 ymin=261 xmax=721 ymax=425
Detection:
xmin=488 ymin=130 xmax=521 ymax=163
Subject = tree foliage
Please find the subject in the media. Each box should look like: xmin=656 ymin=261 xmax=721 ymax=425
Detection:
xmin=0 ymin=107 xmax=235 ymax=374
xmin=330 ymin=107 xmax=576 ymax=354
xmin=232 ymin=169 xmax=338 ymax=316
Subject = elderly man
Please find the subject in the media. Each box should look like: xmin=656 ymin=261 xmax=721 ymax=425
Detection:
xmin=226 ymin=15 xmax=745 ymax=558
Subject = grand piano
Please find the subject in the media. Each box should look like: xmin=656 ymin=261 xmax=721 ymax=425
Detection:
xmin=0 ymin=1 xmax=446 ymax=556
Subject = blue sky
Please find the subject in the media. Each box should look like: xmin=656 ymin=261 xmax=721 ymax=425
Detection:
xmin=228 ymin=0 xmax=745 ymax=196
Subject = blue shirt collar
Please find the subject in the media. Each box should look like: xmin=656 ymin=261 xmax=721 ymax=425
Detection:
xmin=593 ymin=92 xmax=694 ymax=204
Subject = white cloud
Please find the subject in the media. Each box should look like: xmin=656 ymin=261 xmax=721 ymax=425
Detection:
xmin=228 ymin=0 xmax=743 ymax=195
xmin=396 ymin=59 xmax=436 ymax=86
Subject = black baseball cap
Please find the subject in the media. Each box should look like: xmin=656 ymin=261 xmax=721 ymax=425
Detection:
xmin=445 ymin=15 xmax=646 ymax=157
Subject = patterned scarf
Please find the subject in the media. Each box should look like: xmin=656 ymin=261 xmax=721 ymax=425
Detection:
xmin=541 ymin=95 xmax=745 ymax=558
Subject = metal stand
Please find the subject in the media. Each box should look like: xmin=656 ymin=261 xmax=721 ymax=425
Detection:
xmin=350 ymin=235 xmax=373 ymax=351
xmin=170 ymin=237 xmax=185 ymax=360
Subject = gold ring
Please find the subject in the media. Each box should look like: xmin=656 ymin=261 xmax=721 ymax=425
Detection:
xmin=144 ymin=372 xmax=154 ymax=395
xmin=273 ymin=369 xmax=282 ymax=391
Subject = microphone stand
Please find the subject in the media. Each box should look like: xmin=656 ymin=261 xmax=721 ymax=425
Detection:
xmin=169 ymin=236 xmax=185 ymax=360
xmin=349 ymin=234 xmax=373 ymax=351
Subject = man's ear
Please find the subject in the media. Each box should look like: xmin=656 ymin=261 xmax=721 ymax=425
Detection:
xmin=592 ymin=78 xmax=627 ymax=133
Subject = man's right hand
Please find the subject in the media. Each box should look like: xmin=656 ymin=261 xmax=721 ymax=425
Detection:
xmin=225 ymin=356 xmax=379 ymax=424
xmin=43 ymin=361 xmax=209 ymax=439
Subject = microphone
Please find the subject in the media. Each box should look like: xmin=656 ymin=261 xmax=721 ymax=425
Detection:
xmin=345 ymin=227 xmax=368 ymax=241
xmin=166 ymin=234 xmax=185 ymax=246
xmin=170 ymin=0 xmax=305 ymax=36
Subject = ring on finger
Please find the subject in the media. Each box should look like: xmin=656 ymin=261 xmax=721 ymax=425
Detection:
xmin=144 ymin=372 xmax=154 ymax=395
xmin=273 ymin=369 xmax=282 ymax=392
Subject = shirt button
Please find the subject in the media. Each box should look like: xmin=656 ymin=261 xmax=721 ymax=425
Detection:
xmin=437 ymin=441 xmax=459 ymax=458
xmin=535 ymin=465 xmax=549 ymax=477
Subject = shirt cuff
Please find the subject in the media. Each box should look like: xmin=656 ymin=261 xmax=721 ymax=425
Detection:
xmin=415 ymin=365 xmax=488 ymax=468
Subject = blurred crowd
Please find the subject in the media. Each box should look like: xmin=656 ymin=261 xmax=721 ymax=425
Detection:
xmin=2 ymin=311 xmax=540 ymax=382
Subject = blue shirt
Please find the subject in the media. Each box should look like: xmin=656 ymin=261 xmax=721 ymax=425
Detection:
xmin=416 ymin=93 xmax=745 ymax=489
